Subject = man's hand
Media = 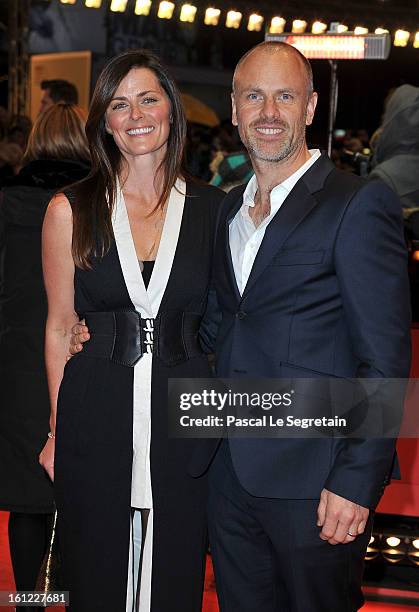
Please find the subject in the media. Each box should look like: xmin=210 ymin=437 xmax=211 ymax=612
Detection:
xmin=68 ymin=319 xmax=90 ymax=357
xmin=317 ymin=488 xmax=369 ymax=545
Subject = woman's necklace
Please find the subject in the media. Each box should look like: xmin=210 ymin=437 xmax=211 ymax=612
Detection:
xmin=138 ymin=201 xmax=168 ymax=267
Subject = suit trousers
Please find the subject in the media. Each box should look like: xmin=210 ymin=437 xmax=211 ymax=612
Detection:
xmin=207 ymin=440 xmax=372 ymax=612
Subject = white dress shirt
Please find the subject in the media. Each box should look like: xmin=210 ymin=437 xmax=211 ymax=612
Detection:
xmin=229 ymin=149 xmax=321 ymax=294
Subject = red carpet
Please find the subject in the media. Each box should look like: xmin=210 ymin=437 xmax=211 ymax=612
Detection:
xmin=1 ymin=511 xmax=417 ymax=611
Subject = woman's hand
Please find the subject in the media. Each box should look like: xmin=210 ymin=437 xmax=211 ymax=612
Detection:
xmin=39 ymin=437 xmax=55 ymax=482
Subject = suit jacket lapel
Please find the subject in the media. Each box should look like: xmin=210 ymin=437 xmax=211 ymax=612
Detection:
xmin=221 ymin=186 xmax=246 ymax=302
xmin=241 ymin=153 xmax=334 ymax=299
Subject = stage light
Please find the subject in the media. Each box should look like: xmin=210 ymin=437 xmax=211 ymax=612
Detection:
xmin=60 ymin=0 xmax=77 ymax=4
xmin=204 ymin=7 xmax=220 ymax=25
xmin=375 ymin=28 xmax=389 ymax=34
xmin=413 ymin=539 xmax=419 ymax=549
xmin=394 ymin=29 xmax=410 ymax=47
xmin=414 ymin=32 xmax=419 ymax=48
xmin=292 ymin=20 xmax=307 ymax=34
xmin=85 ymin=0 xmax=102 ymax=6
xmin=157 ymin=0 xmax=175 ymax=18
xmin=337 ymin=24 xmax=348 ymax=33
xmin=386 ymin=537 xmax=401 ymax=547
xmin=226 ymin=10 xmax=242 ymax=29
xmin=354 ymin=26 xmax=369 ymax=35
xmin=110 ymin=0 xmax=128 ymax=11
xmin=248 ymin=14 xmax=263 ymax=32
xmin=269 ymin=17 xmax=286 ymax=34
xmin=180 ymin=3 xmax=197 ymax=22
xmin=135 ymin=0 xmax=152 ymax=15
xmin=312 ymin=21 xmax=327 ymax=34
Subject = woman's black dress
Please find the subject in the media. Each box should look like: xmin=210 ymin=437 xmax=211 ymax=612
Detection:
xmin=0 ymin=159 xmax=89 ymax=513
xmin=54 ymin=180 xmax=224 ymax=612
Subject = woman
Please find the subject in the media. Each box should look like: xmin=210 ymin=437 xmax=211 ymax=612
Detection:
xmin=39 ymin=50 xmax=223 ymax=612
xmin=0 ymin=103 xmax=90 ymax=609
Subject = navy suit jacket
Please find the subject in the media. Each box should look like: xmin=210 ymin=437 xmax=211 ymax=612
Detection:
xmin=198 ymin=153 xmax=411 ymax=509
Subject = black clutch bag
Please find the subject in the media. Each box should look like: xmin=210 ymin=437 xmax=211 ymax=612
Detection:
xmin=35 ymin=510 xmax=64 ymax=606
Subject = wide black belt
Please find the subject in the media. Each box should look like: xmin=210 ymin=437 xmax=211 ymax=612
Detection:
xmin=80 ymin=310 xmax=203 ymax=367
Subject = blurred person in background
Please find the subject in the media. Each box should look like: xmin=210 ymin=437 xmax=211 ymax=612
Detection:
xmin=0 ymin=103 xmax=90 ymax=611
xmin=39 ymin=79 xmax=79 ymax=114
xmin=370 ymin=84 xmax=419 ymax=210
xmin=0 ymin=142 xmax=23 ymax=183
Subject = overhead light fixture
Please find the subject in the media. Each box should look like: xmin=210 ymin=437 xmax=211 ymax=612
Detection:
xmin=414 ymin=32 xmax=419 ymax=48
xmin=292 ymin=19 xmax=307 ymax=34
xmin=269 ymin=16 xmax=286 ymax=34
xmin=375 ymin=28 xmax=389 ymax=34
xmin=265 ymin=33 xmax=391 ymax=60
xmin=85 ymin=0 xmax=102 ymax=6
xmin=248 ymin=14 xmax=263 ymax=32
xmin=135 ymin=0 xmax=152 ymax=15
xmin=312 ymin=21 xmax=327 ymax=34
xmin=354 ymin=26 xmax=369 ymax=35
xmin=337 ymin=24 xmax=348 ymax=33
xmin=157 ymin=0 xmax=175 ymax=18
xmin=204 ymin=7 xmax=220 ymax=25
xmin=226 ymin=10 xmax=242 ymax=29
xmin=110 ymin=0 xmax=128 ymax=11
xmin=60 ymin=0 xmax=77 ymax=4
xmin=180 ymin=3 xmax=197 ymax=22
xmin=394 ymin=29 xmax=410 ymax=47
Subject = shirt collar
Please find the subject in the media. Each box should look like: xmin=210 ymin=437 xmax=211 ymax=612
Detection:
xmin=242 ymin=149 xmax=321 ymax=209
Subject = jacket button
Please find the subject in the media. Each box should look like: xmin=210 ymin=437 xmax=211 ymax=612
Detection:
xmin=236 ymin=311 xmax=247 ymax=320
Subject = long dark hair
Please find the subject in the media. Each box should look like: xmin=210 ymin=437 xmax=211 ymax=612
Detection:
xmin=71 ymin=49 xmax=187 ymax=269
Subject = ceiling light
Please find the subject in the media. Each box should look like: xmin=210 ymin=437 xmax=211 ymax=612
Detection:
xmin=292 ymin=19 xmax=307 ymax=33
xmin=226 ymin=10 xmax=242 ymax=29
xmin=354 ymin=26 xmax=369 ymax=35
xmin=248 ymin=14 xmax=263 ymax=32
xmin=135 ymin=0 xmax=152 ymax=15
xmin=394 ymin=29 xmax=410 ymax=47
xmin=85 ymin=0 xmax=102 ymax=6
xmin=180 ymin=3 xmax=197 ymax=22
xmin=110 ymin=0 xmax=128 ymax=11
xmin=269 ymin=17 xmax=286 ymax=34
xmin=204 ymin=7 xmax=220 ymax=25
xmin=157 ymin=0 xmax=175 ymax=18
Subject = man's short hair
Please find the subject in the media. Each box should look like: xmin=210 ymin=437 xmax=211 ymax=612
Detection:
xmin=41 ymin=79 xmax=79 ymax=105
xmin=233 ymin=41 xmax=314 ymax=98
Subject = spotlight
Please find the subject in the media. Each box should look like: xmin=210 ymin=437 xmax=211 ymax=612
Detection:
xmin=269 ymin=17 xmax=286 ymax=34
xmin=85 ymin=0 xmax=102 ymax=6
xmin=204 ymin=7 xmax=220 ymax=25
xmin=337 ymin=24 xmax=348 ymax=33
xmin=292 ymin=19 xmax=307 ymax=33
xmin=394 ymin=29 xmax=410 ymax=47
xmin=226 ymin=10 xmax=242 ymax=29
xmin=413 ymin=539 xmax=419 ymax=549
xmin=248 ymin=14 xmax=263 ymax=32
xmin=60 ymin=0 xmax=77 ymax=4
xmin=375 ymin=28 xmax=389 ymax=34
xmin=354 ymin=26 xmax=369 ymax=35
xmin=386 ymin=537 xmax=401 ymax=547
xmin=135 ymin=0 xmax=152 ymax=15
xmin=157 ymin=0 xmax=175 ymax=18
xmin=180 ymin=3 xmax=197 ymax=22
xmin=312 ymin=21 xmax=327 ymax=34
xmin=414 ymin=32 xmax=419 ymax=48
xmin=110 ymin=0 xmax=128 ymax=11
xmin=365 ymin=535 xmax=380 ymax=561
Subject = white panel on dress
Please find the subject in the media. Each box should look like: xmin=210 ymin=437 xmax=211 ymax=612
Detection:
xmin=112 ymin=180 xmax=186 ymax=612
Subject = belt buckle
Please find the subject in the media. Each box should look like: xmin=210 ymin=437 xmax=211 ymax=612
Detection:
xmin=141 ymin=317 xmax=154 ymax=354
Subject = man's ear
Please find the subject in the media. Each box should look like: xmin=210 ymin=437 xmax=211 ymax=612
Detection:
xmin=231 ymin=92 xmax=238 ymax=127
xmin=305 ymin=91 xmax=318 ymax=127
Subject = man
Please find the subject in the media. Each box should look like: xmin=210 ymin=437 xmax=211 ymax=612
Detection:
xmin=198 ymin=41 xmax=410 ymax=611
xmin=70 ymin=42 xmax=410 ymax=610
xmin=39 ymin=79 xmax=78 ymax=114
